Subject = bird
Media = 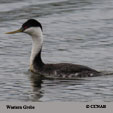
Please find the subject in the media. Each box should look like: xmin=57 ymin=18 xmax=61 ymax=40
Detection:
xmin=6 ymin=19 xmax=101 ymax=79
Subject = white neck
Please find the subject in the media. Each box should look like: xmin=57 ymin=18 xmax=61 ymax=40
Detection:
xmin=30 ymin=36 xmax=43 ymax=66
xmin=25 ymin=27 xmax=43 ymax=67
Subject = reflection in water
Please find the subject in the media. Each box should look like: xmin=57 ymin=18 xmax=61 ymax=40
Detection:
xmin=30 ymin=73 xmax=43 ymax=101
xmin=29 ymin=71 xmax=89 ymax=101
xmin=30 ymin=74 xmax=113 ymax=102
xmin=30 ymin=73 xmax=43 ymax=88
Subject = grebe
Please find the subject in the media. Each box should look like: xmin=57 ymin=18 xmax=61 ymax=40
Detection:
xmin=6 ymin=19 xmax=101 ymax=79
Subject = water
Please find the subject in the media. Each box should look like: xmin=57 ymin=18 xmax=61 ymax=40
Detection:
xmin=0 ymin=0 xmax=113 ymax=102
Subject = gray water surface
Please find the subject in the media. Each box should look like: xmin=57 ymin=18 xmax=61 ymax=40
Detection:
xmin=0 ymin=0 xmax=113 ymax=101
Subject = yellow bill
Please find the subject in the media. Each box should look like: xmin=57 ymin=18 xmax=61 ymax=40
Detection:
xmin=5 ymin=28 xmax=22 ymax=34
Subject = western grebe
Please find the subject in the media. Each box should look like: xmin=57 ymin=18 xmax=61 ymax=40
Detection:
xmin=6 ymin=19 xmax=101 ymax=79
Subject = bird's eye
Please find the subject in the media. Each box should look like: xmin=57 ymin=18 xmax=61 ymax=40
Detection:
xmin=23 ymin=26 xmax=28 ymax=29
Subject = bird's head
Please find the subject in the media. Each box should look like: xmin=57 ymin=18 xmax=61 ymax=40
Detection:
xmin=6 ymin=19 xmax=43 ymax=37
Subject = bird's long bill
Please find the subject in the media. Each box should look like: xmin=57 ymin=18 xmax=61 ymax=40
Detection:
xmin=5 ymin=28 xmax=22 ymax=34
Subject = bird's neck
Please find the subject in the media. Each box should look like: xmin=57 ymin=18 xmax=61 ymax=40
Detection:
xmin=30 ymin=33 xmax=44 ymax=71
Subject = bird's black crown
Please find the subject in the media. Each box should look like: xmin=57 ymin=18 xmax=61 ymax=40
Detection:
xmin=22 ymin=19 xmax=43 ymax=31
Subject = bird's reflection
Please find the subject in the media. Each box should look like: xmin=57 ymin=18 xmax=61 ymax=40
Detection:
xmin=30 ymin=73 xmax=44 ymax=87
xmin=29 ymin=73 xmax=44 ymax=101
xmin=29 ymin=71 xmax=92 ymax=101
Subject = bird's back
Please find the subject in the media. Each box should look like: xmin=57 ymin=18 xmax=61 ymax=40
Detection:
xmin=36 ymin=63 xmax=101 ymax=79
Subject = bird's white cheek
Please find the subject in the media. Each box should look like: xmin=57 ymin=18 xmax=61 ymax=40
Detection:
xmin=23 ymin=27 xmax=41 ymax=36
xmin=24 ymin=28 xmax=33 ymax=34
